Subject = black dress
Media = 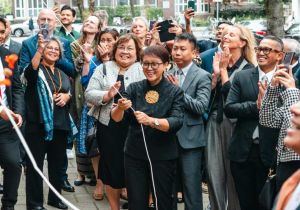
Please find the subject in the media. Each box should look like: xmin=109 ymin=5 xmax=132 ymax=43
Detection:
xmin=96 ymin=74 xmax=128 ymax=189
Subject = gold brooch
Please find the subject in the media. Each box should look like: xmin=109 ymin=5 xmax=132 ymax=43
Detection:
xmin=145 ymin=90 xmax=159 ymax=104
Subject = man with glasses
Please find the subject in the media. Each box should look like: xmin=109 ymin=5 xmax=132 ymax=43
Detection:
xmin=224 ymin=35 xmax=284 ymax=210
xmin=19 ymin=9 xmax=75 ymax=77
xmin=167 ymin=33 xmax=211 ymax=210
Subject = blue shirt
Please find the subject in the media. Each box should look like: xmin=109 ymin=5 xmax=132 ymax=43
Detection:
xmin=80 ymin=56 xmax=102 ymax=88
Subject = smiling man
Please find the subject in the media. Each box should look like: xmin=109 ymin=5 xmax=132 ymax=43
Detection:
xmin=55 ymin=5 xmax=80 ymax=43
xmin=224 ymin=35 xmax=284 ymax=210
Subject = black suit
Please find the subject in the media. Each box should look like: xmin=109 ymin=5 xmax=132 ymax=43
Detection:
xmin=224 ymin=67 xmax=277 ymax=210
xmin=0 ymin=46 xmax=24 ymax=208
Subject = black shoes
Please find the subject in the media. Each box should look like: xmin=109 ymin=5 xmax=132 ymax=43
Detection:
xmin=27 ymin=206 xmax=47 ymax=210
xmin=0 ymin=184 xmax=3 ymax=194
xmin=47 ymin=201 xmax=68 ymax=209
xmin=62 ymin=180 xmax=75 ymax=192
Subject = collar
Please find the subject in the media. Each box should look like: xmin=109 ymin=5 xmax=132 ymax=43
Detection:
xmin=59 ymin=26 xmax=74 ymax=36
xmin=292 ymin=61 xmax=299 ymax=69
xmin=228 ymin=56 xmax=244 ymax=71
xmin=3 ymin=38 xmax=10 ymax=50
xmin=180 ymin=62 xmax=193 ymax=77
xmin=257 ymin=66 xmax=276 ymax=82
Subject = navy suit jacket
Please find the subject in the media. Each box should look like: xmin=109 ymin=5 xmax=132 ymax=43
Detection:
xmin=19 ymin=35 xmax=75 ymax=77
xmin=169 ymin=63 xmax=211 ymax=149
xmin=200 ymin=47 xmax=218 ymax=73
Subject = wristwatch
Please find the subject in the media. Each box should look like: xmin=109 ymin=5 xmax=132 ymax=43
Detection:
xmin=154 ymin=118 xmax=160 ymax=127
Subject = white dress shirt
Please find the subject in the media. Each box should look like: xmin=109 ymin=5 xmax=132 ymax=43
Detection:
xmin=0 ymin=59 xmax=8 ymax=106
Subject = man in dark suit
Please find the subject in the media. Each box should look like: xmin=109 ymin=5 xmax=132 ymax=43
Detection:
xmin=0 ymin=46 xmax=24 ymax=210
xmin=0 ymin=19 xmax=22 ymax=55
xmin=200 ymin=21 xmax=233 ymax=73
xmin=224 ymin=36 xmax=284 ymax=210
xmin=167 ymin=33 xmax=211 ymax=210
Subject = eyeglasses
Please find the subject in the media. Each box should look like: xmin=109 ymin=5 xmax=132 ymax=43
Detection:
xmin=46 ymin=46 xmax=60 ymax=52
xmin=254 ymin=47 xmax=282 ymax=55
xmin=117 ymin=46 xmax=135 ymax=52
xmin=142 ymin=62 xmax=163 ymax=69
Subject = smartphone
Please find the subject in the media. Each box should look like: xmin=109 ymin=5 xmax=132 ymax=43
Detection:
xmin=188 ymin=0 xmax=195 ymax=11
xmin=157 ymin=20 xmax=176 ymax=42
xmin=149 ymin=20 xmax=156 ymax=31
xmin=282 ymin=52 xmax=295 ymax=70
xmin=40 ymin=23 xmax=49 ymax=40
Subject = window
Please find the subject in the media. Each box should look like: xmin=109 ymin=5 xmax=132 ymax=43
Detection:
xmin=175 ymin=0 xmax=209 ymax=16
xmin=15 ymin=0 xmax=48 ymax=18
xmin=96 ymin=0 xmax=112 ymax=7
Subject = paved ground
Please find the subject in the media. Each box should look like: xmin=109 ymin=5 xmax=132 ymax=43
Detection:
xmin=12 ymin=154 xmax=208 ymax=210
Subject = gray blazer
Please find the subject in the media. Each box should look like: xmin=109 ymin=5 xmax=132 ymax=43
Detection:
xmin=169 ymin=63 xmax=211 ymax=149
xmin=85 ymin=61 xmax=145 ymax=126
xmin=9 ymin=39 xmax=22 ymax=55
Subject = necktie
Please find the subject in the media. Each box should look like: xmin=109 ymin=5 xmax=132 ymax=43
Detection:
xmin=261 ymin=75 xmax=269 ymax=84
xmin=177 ymin=69 xmax=184 ymax=87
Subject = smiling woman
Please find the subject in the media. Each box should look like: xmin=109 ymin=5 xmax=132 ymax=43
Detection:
xmin=85 ymin=33 xmax=145 ymax=210
xmin=23 ymin=36 xmax=73 ymax=210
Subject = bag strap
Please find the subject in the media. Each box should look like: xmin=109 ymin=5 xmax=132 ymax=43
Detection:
xmin=95 ymin=63 xmax=106 ymax=121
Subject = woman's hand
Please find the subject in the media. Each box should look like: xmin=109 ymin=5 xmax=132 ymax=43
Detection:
xmin=213 ymin=52 xmax=221 ymax=76
xmin=134 ymin=111 xmax=153 ymax=126
xmin=103 ymin=81 xmax=122 ymax=103
xmin=168 ymin=22 xmax=183 ymax=35
xmin=219 ymin=46 xmax=231 ymax=71
xmin=82 ymin=43 xmax=93 ymax=63
xmin=273 ymin=64 xmax=295 ymax=89
xmin=97 ymin=43 xmax=109 ymax=58
xmin=54 ymin=93 xmax=70 ymax=107
xmin=117 ymin=98 xmax=132 ymax=111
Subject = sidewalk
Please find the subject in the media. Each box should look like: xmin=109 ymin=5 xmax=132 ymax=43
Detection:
xmin=13 ymin=157 xmax=208 ymax=210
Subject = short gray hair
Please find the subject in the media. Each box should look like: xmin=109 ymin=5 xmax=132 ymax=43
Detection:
xmin=131 ymin=16 xmax=149 ymax=30
xmin=282 ymin=38 xmax=300 ymax=59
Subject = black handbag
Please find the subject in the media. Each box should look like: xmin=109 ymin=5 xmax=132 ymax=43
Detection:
xmin=85 ymin=123 xmax=100 ymax=158
xmin=259 ymin=169 xmax=277 ymax=209
xmin=85 ymin=64 xmax=107 ymax=158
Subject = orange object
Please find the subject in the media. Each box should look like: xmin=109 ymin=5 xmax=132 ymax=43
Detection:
xmin=5 ymin=54 xmax=18 ymax=70
xmin=0 ymin=79 xmax=11 ymax=86
xmin=3 ymin=68 xmax=12 ymax=77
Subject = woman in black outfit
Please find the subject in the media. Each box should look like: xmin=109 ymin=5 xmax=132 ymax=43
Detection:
xmin=111 ymin=45 xmax=184 ymax=210
xmin=24 ymin=37 xmax=72 ymax=210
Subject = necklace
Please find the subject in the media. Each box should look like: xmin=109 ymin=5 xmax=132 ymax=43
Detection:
xmin=42 ymin=64 xmax=62 ymax=95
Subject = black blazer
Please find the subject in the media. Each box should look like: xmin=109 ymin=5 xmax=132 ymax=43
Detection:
xmin=224 ymin=67 xmax=278 ymax=167
xmin=0 ymin=46 xmax=24 ymax=132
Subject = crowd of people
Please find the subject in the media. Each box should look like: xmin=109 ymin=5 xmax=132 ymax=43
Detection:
xmin=0 ymin=3 xmax=300 ymax=210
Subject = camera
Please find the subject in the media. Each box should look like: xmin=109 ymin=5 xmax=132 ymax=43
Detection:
xmin=40 ymin=23 xmax=49 ymax=40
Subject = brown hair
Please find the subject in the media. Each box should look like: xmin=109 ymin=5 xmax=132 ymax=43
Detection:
xmin=141 ymin=45 xmax=170 ymax=64
xmin=111 ymin=33 xmax=142 ymax=62
xmin=95 ymin=28 xmax=120 ymax=61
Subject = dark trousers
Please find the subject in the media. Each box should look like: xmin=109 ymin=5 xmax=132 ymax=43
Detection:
xmin=125 ymin=154 xmax=176 ymax=210
xmin=230 ymin=145 xmax=269 ymax=210
xmin=0 ymin=131 xmax=21 ymax=207
xmin=61 ymin=142 xmax=73 ymax=182
xmin=26 ymin=128 xmax=67 ymax=208
xmin=178 ymin=147 xmax=203 ymax=210
xmin=276 ymin=160 xmax=300 ymax=192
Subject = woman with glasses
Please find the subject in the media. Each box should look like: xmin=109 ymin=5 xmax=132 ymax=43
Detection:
xmin=206 ymin=24 xmax=256 ymax=210
xmin=85 ymin=33 xmax=145 ymax=210
xmin=111 ymin=45 xmax=184 ymax=210
xmin=24 ymin=37 xmax=73 ymax=210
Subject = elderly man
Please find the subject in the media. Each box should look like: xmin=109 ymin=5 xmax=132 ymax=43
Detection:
xmin=282 ymin=38 xmax=300 ymax=74
xmin=19 ymin=9 xmax=74 ymax=77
